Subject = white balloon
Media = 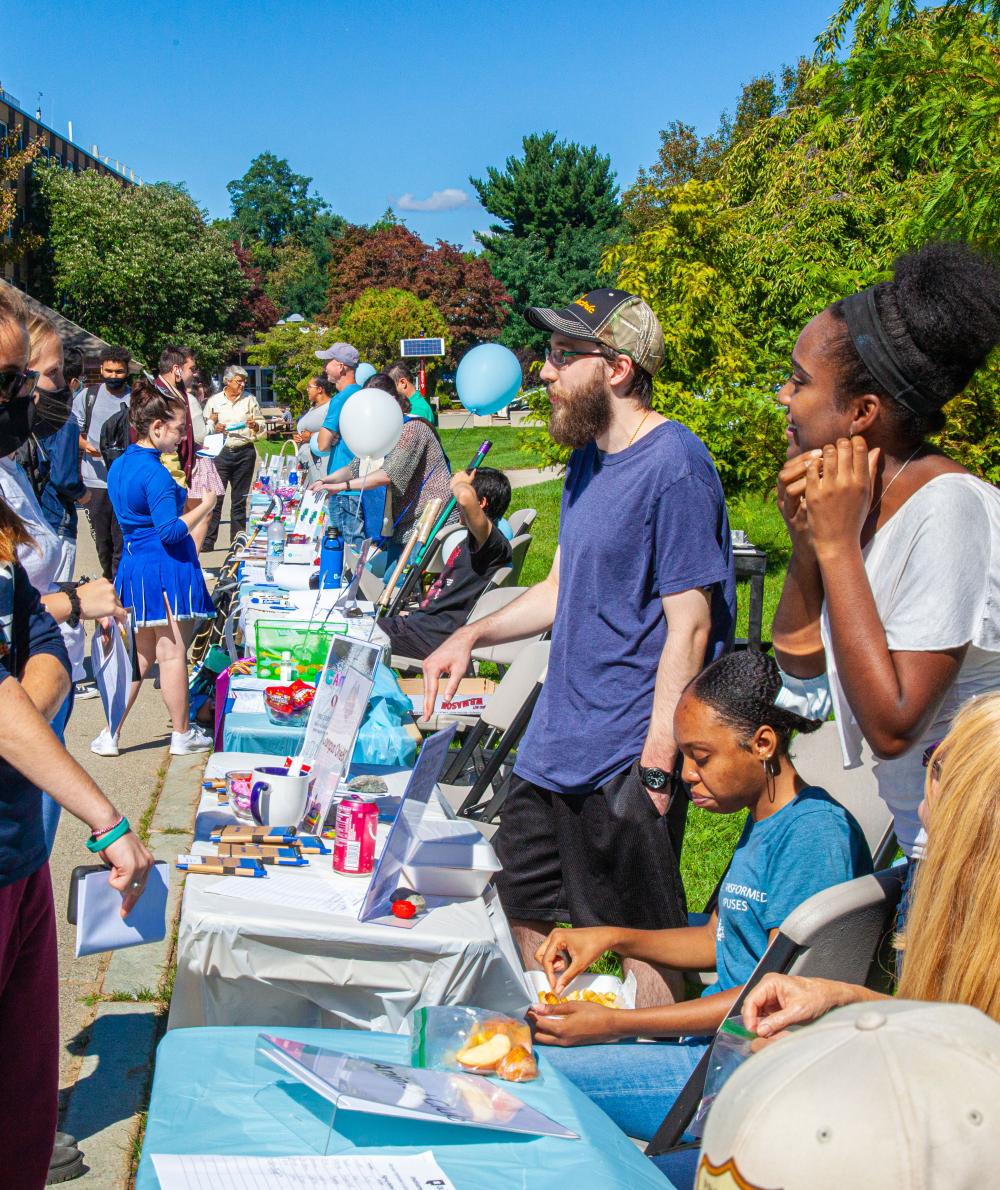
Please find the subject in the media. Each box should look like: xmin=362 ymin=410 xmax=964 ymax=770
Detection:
xmin=338 ymin=388 xmax=404 ymax=460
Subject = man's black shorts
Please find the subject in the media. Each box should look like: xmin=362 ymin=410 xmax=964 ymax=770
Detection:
xmin=493 ymin=762 xmax=688 ymax=931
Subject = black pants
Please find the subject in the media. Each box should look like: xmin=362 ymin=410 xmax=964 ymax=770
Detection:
xmin=84 ymin=486 xmax=123 ymax=580
xmin=204 ymin=444 xmax=256 ymax=550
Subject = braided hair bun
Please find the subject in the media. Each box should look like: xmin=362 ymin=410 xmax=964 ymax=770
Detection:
xmin=688 ymin=650 xmax=822 ymax=753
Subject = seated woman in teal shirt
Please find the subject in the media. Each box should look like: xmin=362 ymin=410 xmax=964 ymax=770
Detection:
xmin=532 ymin=650 xmax=873 ymax=1142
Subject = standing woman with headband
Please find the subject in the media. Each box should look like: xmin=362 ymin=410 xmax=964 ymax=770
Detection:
xmin=773 ymin=243 xmax=1000 ymax=885
xmin=0 ymin=285 xmax=153 ymax=1187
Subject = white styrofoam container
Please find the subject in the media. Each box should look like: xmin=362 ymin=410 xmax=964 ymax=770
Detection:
xmin=400 ymin=861 xmax=497 ymax=899
xmin=525 ymin=969 xmax=637 ymax=1010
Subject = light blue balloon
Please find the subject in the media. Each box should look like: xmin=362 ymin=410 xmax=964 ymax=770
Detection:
xmin=456 ymin=343 xmax=522 ymax=416
xmin=356 ymin=361 xmax=376 ymax=385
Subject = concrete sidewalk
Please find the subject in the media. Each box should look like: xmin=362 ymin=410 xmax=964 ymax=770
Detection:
xmin=54 ymin=497 xmax=235 ymax=1187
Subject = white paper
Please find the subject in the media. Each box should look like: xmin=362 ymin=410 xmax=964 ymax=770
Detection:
xmin=75 ymin=862 xmax=168 ymax=958
xmin=91 ymin=620 xmax=132 ymax=738
xmin=201 ymin=869 xmax=369 ymax=917
xmin=230 ymin=690 xmax=266 ymax=716
xmin=196 ymin=432 xmax=225 ymax=459
xmin=151 ymin=1151 xmax=455 ymax=1190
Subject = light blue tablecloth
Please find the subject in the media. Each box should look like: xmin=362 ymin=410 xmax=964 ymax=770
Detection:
xmin=223 ymin=664 xmax=418 ymax=769
xmin=137 ymin=1027 xmax=674 ymax=1190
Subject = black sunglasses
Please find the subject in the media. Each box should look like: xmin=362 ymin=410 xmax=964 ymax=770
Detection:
xmin=0 ymin=369 xmax=38 ymax=403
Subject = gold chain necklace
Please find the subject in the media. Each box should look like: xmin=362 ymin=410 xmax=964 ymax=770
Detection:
xmin=626 ymin=410 xmax=653 ymax=448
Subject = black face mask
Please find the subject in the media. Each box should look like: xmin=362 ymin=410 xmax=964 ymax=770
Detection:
xmin=31 ymin=385 xmax=73 ymax=438
xmin=0 ymin=396 xmax=34 ymax=457
xmin=104 ymin=376 xmax=128 ymax=392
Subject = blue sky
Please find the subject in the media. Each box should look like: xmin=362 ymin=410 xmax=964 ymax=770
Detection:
xmin=3 ymin=0 xmax=841 ymax=248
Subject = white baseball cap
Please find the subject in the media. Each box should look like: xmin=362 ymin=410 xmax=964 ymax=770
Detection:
xmin=697 ymin=1000 xmax=1000 ymax=1190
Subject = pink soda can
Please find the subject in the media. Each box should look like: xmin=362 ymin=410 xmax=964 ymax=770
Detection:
xmin=333 ymin=796 xmax=377 ymax=876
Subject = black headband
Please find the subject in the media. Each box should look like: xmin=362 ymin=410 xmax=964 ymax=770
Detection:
xmin=841 ymin=287 xmax=939 ymax=416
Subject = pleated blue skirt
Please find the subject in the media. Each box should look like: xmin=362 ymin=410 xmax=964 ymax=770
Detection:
xmin=116 ymin=525 xmax=214 ymax=627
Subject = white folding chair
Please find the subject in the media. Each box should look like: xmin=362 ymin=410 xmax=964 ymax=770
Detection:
xmin=507 ymin=507 xmax=537 ymax=536
xmin=502 ymin=533 xmax=532 ymax=586
xmin=647 ymin=866 xmax=906 ymax=1156
xmin=791 ymin=723 xmax=895 ymax=868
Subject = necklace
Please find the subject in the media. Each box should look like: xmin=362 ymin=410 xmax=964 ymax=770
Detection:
xmin=869 ymin=443 xmax=924 ymax=520
xmin=626 ymin=409 xmax=653 ymax=449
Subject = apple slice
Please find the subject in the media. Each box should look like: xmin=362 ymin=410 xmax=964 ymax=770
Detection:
xmin=455 ymin=1033 xmax=512 ymax=1070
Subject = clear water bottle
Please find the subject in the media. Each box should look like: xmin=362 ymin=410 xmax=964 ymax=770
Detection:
xmin=265 ymin=518 xmax=284 ymax=582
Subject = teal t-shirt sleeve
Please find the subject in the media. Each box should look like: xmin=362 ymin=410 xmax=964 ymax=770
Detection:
xmin=760 ymin=805 xmax=869 ymax=930
xmin=322 ymin=390 xmax=349 ymax=433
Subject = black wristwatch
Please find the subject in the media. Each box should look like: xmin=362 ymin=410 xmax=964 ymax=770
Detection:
xmin=639 ymin=764 xmax=670 ymax=791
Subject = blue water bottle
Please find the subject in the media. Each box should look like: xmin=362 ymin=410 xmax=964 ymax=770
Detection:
xmin=319 ymin=527 xmax=343 ymax=589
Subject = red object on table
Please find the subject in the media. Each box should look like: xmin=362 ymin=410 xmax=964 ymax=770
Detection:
xmin=391 ymin=899 xmax=417 ymax=919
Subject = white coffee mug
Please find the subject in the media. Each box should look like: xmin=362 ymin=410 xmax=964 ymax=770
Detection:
xmin=250 ymin=766 xmax=310 ymax=827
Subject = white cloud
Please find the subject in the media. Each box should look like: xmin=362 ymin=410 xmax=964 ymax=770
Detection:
xmin=394 ymin=187 xmax=470 ymax=213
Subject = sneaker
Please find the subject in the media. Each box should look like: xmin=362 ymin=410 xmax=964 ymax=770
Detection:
xmin=170 ymin=727 xmax=213 ymax=755
xmin=189 ymin=723 xmax=213 ymax=745
xmin=73 ymin=680 xmax=99 ymax=701
xmin=90 ymin=728 xmax=119 ymax=757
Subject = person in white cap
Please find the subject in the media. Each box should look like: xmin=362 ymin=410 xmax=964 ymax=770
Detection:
xmin=693 ymin=1000 xmax=1000 ymax=1189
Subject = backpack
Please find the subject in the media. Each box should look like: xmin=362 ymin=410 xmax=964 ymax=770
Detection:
xmin=81 ymin=384 xmax=101 ymax=440
xmin=100 ymin=405 xmax=131 ymax=470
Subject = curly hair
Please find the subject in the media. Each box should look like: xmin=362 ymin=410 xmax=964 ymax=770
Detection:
xmin=687 ymin=650 xmax=822 ymax=755
xmin=828 ymin=242 xmax=1000 ymax=445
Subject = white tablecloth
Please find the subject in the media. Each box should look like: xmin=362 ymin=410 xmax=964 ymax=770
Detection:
xmin=167 ymin=753 xmax=530 ymax=1032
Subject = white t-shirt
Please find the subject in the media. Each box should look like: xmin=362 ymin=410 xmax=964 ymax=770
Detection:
xmin=0 ymin=458 xmax=85 ymax=679
xmin=821 ymin=473 xmax=1000 ymax=857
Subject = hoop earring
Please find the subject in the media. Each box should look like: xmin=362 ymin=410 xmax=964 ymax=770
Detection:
xmin=763 ymin=757 xmax=779 ymax=803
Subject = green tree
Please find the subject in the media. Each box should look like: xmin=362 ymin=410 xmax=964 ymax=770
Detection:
xmin=336 ymin=288 xmax=447 ymax=370
xmin=227 ymin=152 xmax=329 ymax=248
xmin=471 ymin=132 xmax=623 ymax=347
xmin=33 ymin=165 xmax=248 ymax=372
xmin=246 ymin=320 xmax=340 ymax=410
xmin=0 ymin=129 xmax=42 ymax=269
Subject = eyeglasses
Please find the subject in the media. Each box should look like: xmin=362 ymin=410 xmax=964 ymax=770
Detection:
xmin=922 ymin=740 xmax=943 ymax=781
xmin=544 ymin=346 xmax=612 ymax=369
xmin=0 ymin=369 xmax=38 ymax=403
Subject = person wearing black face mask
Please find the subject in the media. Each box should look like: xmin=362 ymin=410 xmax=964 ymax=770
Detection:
xmin=71 ymin=345 xmax=131 ymax=580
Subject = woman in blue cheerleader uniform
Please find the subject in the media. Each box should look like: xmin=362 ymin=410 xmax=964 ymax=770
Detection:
xmin=95 ymin=379 xmax=218 ymax=758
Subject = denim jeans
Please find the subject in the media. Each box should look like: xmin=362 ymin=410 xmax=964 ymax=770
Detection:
xmin=327 ymin=492 xmax=365 ymax=553
xmin=542 ymin=1037 xmax=710 ymax=1141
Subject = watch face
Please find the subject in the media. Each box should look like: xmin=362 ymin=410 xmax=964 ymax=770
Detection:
xmin=642 ymin=767 xmax=668 ymax=791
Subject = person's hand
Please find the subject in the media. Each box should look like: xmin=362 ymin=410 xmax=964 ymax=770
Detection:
xmin=534 ymin=926 xmax=620 ymax=994
xmin=76 ymin=491 xmax=91 ymax=506
xmin=83 ymin=442 xmax=102 ymax=459
xmin=199 ymin=492 xmax=219 ymax=509
xmin=741 ymin=973 xmax=863 ymax=1038
xmin=102 ymin=830 xmax=156 ymax=918
xmin=776 ymin=449 xmax=822 ymax=545
xmin=450 ymin=468 xmax=477 ymax=501
xmin=77 ymin=578 xmax=126 ymax=623
xmin=804 ymin=438 xmax=881 ymax=563
xmin=248 ymin=419 xmax=260 ymax=434
xmin=309 ymin=479 xmax=334 ymax=494
xmin=209 ymin=410 xmax=220 ymax=426
xmin=422 ymin=629 xmax=475 ymax=714
xmin=529 ymin=1000 xmax=624 ymax=1047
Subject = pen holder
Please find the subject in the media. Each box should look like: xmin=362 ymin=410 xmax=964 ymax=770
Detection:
xmin=250 ymin=767 xmax=310 ymax=827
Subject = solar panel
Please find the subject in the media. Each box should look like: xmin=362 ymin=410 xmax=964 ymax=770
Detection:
xmin=400 ymin=337 xmax=446 ymax=358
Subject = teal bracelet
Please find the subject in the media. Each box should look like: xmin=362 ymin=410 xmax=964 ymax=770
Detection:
xmin=85 ymin=817 xmax=131 ymax=853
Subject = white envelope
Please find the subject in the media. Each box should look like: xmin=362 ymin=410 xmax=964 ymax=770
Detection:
xmin=74 ymin=862 xmax=169 ymax=958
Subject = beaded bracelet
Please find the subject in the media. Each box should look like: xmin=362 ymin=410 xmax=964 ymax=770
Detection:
xmin=85 ymin=816 xmax=130 ymax=853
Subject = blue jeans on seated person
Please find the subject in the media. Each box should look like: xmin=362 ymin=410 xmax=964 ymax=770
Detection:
xmin=542 ymin=1037 xmax=710 ymax=1142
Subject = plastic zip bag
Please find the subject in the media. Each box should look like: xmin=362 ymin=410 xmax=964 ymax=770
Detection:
xmin=409 ymin=1006 xmax=538 ymax=1082
xmin=691 ymin=1018 xmax=758 ymax=1136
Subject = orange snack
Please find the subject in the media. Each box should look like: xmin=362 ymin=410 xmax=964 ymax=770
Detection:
xmin=495 ymin=1045 xmax=539 ymax=1083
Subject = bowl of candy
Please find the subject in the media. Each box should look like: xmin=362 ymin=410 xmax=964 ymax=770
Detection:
xmin=225 ymin=769 xmax=255 ymax=821
xmin=264 ymin=679 xmax=315 ymax=726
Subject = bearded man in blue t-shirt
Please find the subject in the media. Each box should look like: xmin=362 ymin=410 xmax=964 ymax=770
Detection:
xmin=423 ymin=289 xmax=736 ymax=1007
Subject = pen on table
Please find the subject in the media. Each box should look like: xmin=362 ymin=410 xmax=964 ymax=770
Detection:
xmin=175 ymin=863 xmax=267 ymax=877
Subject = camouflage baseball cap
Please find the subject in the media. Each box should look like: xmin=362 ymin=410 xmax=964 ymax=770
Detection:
xmin=525 ymin=288 xmax=665 ymax=376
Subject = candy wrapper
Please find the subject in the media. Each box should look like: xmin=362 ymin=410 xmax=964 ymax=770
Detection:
xmin=409 ymin=1006 xmax=538 ymax=1083
xmin=264 ymin=680 xmax=315 ymax=726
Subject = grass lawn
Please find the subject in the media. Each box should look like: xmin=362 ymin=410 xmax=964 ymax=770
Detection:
xmin=440 ymin=425 xmax=547 ymax=472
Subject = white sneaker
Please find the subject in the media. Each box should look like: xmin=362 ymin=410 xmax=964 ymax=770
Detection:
xmin=74 ymin=680 xmax=100 ymax=701
xmin=91 ymin=728 xmax=120 ymax=757
xmin=170 ymin=727 xmax=213 ymax=755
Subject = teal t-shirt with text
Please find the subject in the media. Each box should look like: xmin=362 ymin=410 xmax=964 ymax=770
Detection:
xmin=711 ymin=787 xmax=873 ymax=993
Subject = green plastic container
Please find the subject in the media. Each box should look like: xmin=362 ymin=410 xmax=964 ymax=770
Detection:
xmin=254 ymin=619 xmax=347 ymax=682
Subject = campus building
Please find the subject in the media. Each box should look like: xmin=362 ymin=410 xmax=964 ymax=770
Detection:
xmin=0 ymin=82 xmax=137 ymax=290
